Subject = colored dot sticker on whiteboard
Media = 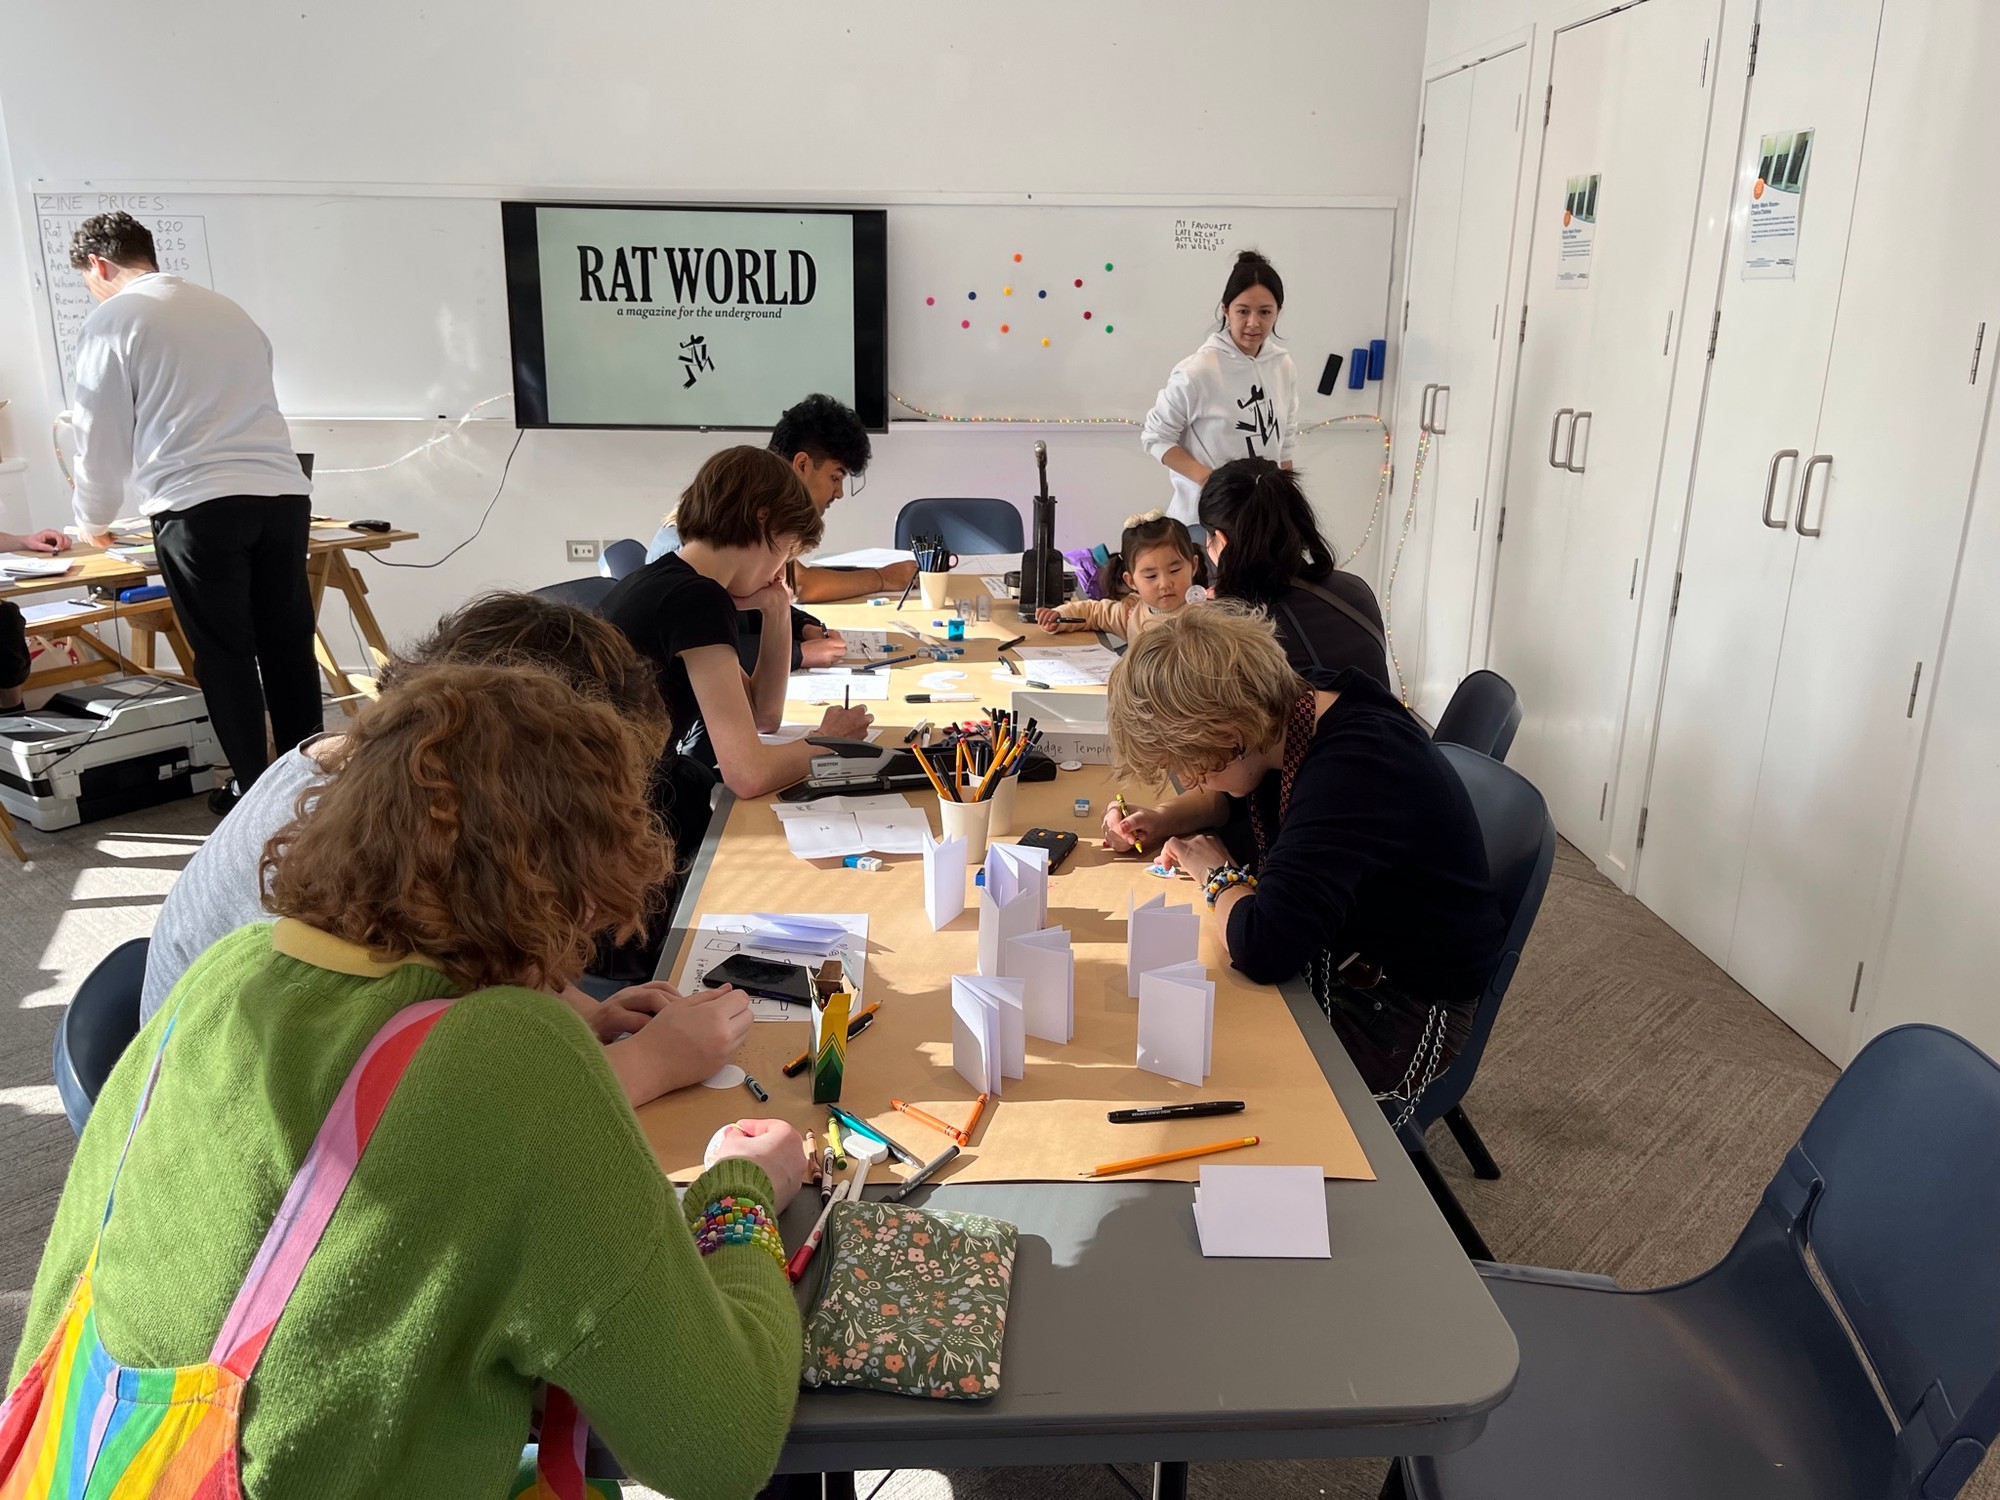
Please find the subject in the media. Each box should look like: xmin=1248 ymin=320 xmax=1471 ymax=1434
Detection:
xmin=1074 ymin=278 xmax=1084 ymax=287
xmin=926 ymin=296 xmax=935 ymax=305
xmin=961 ymin=320 xmax=971 ymax=329
xmin=1000 ymin=323 xmax=1010 ymax=333
xmin=1004 ymin=286 xmax=1012 ymax=296
xmin=1038 ymin=289 xmax=1047 ymax=299
xmin=1105 ymin=262 xmax=1114 ymax=271
xmin=1083 ymin=311 xmax=1092 ymax=320
xmin=1106 ymin=325 xmax=1114 ymax=333
xmin=1013 ymin=253 xmax=1023 ymax=262
xmin=1041 ymin=337 xmax=1051 ymax=347
xmin=968 ymin=291 xmax=977 ymax=300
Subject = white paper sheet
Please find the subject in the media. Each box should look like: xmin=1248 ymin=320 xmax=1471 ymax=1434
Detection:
xmin=1194 ymin=1166 xmax=1332 ymax=1259
xmin=786 ymin=668 xmax=890 ymax=703
xmin=0 ymin=554 xmax=74 ymax=578
xmin=769 ymin=795 xmax=929 ymax=860
xmin=1136 ymin=961 xmax=1214 ymax=1086
xmin=1013 ymin=644 xmax=1121 ymax=688
xmin=1127 ymin=891 xmax=1202 ymax=997
xmin=672 ymin=912 xmax=868 ymax=1022
xmin=1002 ymin=927 xmax=1074 ymax=1044
xmin=923 ymin=832 xmax=968 ymax=929
xmin=758 ymin=723 xmax=885 ymax=746
xmin=17 ymin=598 xmax=96 ymax=625
xmin=810 ymin=547 xmax=917 ymax=570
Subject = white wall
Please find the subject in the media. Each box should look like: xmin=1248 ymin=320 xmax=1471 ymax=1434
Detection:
xmin=0 ymin=1 xmax=1425 ymax=653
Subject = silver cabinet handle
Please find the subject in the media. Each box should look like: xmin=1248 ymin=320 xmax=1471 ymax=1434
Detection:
xmin=1419 ymin=383 xmax=1438 ymax=433
xmin=1566 ymin=410 xmax=1593 ymax=473
xmin=1548 ymin=407 xmax=1575 ymax=468
xmin=1796 ymin=454 xmax=1832 ymax=537
xmin=1762 ymin=448 xmax=1800 ymax=529
xmin=1432 ymin=384 xmax=1451 ymax=435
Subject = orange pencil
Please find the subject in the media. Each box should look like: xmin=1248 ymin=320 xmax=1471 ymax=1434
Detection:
xmin=962 ymin=1091 xmax=991 ymax=1141
xmin=1082 ymin=1135 xmax=1260 ymax=1178
xmin=913 ymin=745 xmax=956 ymax=804
xmin=891 ymin=1098 xmax=971 ymax=1146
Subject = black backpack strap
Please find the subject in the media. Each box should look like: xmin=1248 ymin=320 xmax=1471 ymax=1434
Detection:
xmin=1291 ymin=577 xmax=1388 ymax=652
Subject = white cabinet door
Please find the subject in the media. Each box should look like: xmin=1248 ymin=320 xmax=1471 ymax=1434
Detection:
xmin=1729 ymin=0 xmax=2000 ymax=1060
xmin=1860 ymin=395 xmax=2000 ymax=1059
xmin=1412 ymin=46 xmax=1530 ymax=723
xmin=1637 ymin=0 xmax=1884 ymax=968
xmin=1390 ymin=66 xmax=1475 ymax=708
xmin=1487 ymin=0 xmax=1720 ymax=853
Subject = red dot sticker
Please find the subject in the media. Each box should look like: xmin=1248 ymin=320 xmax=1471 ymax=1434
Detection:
xmin=925 ymin=296 xmax=935 ymax=305
xmin=1074 ymin=278 xmax=1084 ymax=287
xmin=1000 ymin=323 xmax=1010 ymax=333
xmin=961 ymin=319 xmax=971 ymax=329
xmin=1083 ymin=310 xmax=1092 ymax=320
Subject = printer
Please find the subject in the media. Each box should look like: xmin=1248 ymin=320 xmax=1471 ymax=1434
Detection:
xmin=0 ymin=678 xmax=222 ymax=831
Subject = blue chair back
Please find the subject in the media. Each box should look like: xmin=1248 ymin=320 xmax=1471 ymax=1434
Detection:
xmin=894 ymin=498 xmax=1025 ymax=555
xmin=1433 ymin=670 xmax=1523 ymax=762
xmin=53 ymin=937 xmax=149 ymax=1136
xmin=531 ymin=576 xmax=619 ymax=613
xmin=1401 ymin=746 xmax=1557 ymax=1142
xmin=1767 ymin=1024 xmax=2000 ymax=1497
xmin=599 ymin=538 xmax=648 ymax=580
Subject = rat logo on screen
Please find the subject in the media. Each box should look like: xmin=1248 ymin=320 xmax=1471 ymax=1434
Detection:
xmin=578 ymin=244 xmax=817 ymax=307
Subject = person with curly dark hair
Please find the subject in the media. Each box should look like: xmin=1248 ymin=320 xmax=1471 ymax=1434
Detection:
xmin=66 ymin=211 xmax=320 ymax=815
xmin=16 ymin=661 xmax=806 ymax=1498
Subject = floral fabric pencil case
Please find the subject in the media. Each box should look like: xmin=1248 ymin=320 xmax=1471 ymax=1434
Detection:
xmin=800 ymin=1198 xmax=1018 ymax=1399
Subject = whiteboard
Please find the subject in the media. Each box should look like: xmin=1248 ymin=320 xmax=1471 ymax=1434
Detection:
xmin=886 ymin=202 xmax=1397 ymax=422
xmin=26 ymin=190 xmax=1393 ymax=426
xmin=28 ymin=189 xmax=509 ymax=418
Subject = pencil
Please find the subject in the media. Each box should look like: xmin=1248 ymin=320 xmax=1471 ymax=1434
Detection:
xmin=962 ymin=1091 xmax=990 ymax=1141
xmin=912 ymin=745 xmax=956 ymax=803
xmin=1082 ymin=1135 xmax=1260 ymax=1178
xmin=1115 ymin=792 xmax=1145 ymax=856
xmin=891 ymin=1098 xmax=971 ymax=1146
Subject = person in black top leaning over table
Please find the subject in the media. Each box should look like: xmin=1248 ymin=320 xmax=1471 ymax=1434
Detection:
xmin=602 ymin=446 xmax=873 ymax=804
xmin=1198 ymin=456 xmax=1391 ymax=692
xmin=1104 ymin=603 xmax=1504 ymax=1124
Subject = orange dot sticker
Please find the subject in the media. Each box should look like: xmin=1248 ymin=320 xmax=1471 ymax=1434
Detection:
xmin=1004 ymin=286 xmax=1013 ymax=296
xmin=1041 ymin=337 xmax=1050 ymax=347
xmin=1000 ymin=323 xmax=1010 ymax=333
xmin=1013 ymin=252 xmax=1023 ymax=262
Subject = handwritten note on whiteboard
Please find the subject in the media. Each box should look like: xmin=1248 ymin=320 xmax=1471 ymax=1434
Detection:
xmin=33 ymin=194 xmax=214 ymax=399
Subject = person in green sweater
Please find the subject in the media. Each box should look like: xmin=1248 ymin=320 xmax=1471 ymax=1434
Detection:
xmin=12 ymin=661 xmax=807 ymax=1499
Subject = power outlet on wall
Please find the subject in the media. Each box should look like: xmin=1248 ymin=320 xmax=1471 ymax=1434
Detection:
xmin=566 ymin=539 xmax=601 ymax=564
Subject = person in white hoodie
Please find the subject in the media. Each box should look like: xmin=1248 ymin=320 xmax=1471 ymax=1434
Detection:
xmin=1141 ymin=250 xmax=1298 ymax=524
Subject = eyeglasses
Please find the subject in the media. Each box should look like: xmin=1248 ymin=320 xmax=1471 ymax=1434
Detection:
xmin=845 ymin=468 xmax=866 ymax=498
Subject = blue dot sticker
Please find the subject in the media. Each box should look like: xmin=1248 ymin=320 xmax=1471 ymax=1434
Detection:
xmin=968 ymin=291 xmax=977 ymax=300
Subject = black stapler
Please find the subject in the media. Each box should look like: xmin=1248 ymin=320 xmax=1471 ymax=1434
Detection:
xmin=777 ymin=737 xmax=1060 ymax=802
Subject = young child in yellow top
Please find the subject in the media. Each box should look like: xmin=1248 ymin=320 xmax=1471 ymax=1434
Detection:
xmin=1036 ymin=512 xmax=1204 ymax=643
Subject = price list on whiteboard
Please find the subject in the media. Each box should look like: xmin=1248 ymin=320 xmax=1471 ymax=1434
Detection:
xmin=33 ymin=194 xmax=213 ymax=399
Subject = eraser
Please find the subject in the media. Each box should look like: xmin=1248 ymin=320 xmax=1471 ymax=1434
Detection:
xmin=1073 ymin=797 xmax=1091 ymax=816
xmin=1367 ymin=339 xmax=1387 ymax=380
xmin=1348 ymin=350 xmax=1368 ymax=390
xmin=1318 ymin=353 xmax=1344 ymax=396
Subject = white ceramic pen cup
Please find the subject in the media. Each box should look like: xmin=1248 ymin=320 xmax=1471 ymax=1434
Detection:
xmin=986 ymin=771 xmax=1020 ymax=839
xmin=919 ymin=570 xmax=951 ymax=609
xmin=937 ymin=796 xmax=993 ymax=863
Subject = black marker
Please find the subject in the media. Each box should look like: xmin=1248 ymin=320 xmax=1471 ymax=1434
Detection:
xmin=742 ymin=1073 xmax=770 ymax=1103
xmin=886 ymin=1143 xmax=961 ymax=1201
xmin=1106 ymin=1100 xmax=1245 ymax=1124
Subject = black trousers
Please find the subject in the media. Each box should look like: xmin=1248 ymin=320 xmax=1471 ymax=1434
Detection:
xmin=0 ymin=599 xmax=28 ymax=694
xmin=150 ymin=495 xmax=323 ymax=789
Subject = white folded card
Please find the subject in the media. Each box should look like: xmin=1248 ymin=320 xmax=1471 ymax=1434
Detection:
xmin=1002 ymin=926 xmax=1074 ymax=1044
xmin=977 ymin=842 xmax=1049 ymax=977
xmin=786 ymin=668 xmax=890 ymax=703
xmin=745 ymin=913 xmax=854 ymax=957
xmin=1136 ymin=961 xmax=1214 ymax=1086
xmin=1127 ymin=890 xmax=1201 ymax=997
xmin=924 ymin=831 xmax=968 ymax=930
xmin=951 ymin=974 xmax=1027 ymax=1094
xmin=1194 ymin=1166 xmax=1332 ymax=1258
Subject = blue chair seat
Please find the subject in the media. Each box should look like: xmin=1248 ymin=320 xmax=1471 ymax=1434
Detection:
xmin=1410 ymin=1262 xmax=1895 ymax=1500
xmin=53 ymin=936 xmax=150 ymax=1136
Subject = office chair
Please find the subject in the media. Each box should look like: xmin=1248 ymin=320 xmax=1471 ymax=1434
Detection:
xmin=893 ymin=498 xmax=1025 ymax=555
xmin=53 ymin=937 xmax=150 ymax=1135
xmin=598 ymin=538 xmax=648 ymax=580
xmin=530 ymin=576 xmax=619 ymax=613
xmin=1433 ymin=671 xmax=1523 ymax=762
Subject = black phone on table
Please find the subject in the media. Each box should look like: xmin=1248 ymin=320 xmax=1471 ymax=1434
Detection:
xmin=702 ymin=953 xmax=815 ymax=1005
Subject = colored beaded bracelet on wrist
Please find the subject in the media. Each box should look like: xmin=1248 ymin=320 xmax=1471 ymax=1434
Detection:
xmin=1202 ymin=863 xmax=1258 ymax=909
xmin=694 ymin=1196 xmax=786 ymax=1270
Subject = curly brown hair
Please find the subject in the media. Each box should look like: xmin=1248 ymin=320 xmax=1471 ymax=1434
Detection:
xmin=263 ymin=663 xmax=671 ymax=992
xmin=376 ymin=591 xmax=671 ymax=754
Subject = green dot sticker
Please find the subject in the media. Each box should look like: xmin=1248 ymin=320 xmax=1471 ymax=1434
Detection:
xmin=1104 ymin=262 xmax=1114 ymax=271
xmin=1105 ymin=324 xmax=1114 ymax=333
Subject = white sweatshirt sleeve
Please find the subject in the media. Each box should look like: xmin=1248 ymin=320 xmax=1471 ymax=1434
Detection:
xmin=1142 ymin=364 xmax=1196 ymax=465
xmin=70 ymin=325 xmax=136 ymax=531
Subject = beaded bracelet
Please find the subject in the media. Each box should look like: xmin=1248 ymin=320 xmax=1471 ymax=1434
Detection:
xmin=1202 ymin=863 xmax=1258 ymax=909
xmin=694 ymin=1196 xmax=786 ymax=1270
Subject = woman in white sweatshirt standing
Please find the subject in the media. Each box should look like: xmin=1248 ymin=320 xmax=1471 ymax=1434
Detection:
xmin=1141 ymin=250 xmax=1298 ymax=524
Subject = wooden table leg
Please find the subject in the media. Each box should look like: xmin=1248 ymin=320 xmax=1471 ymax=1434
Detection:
xmin=0 ymin=803 xmax=27 ymax=865
xmin=130 ymin=621 xmax=158 ymax=673
xmin=72 ymin=627 xmax=149 ymax=678
xmin=305 ymin=551 xmax=360 ymax=698
xmin=327 ymin=550 xmax=396 ymax=661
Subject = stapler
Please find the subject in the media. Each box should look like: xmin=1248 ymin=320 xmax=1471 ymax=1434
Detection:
xmin=777 ymin=737 xmax=1061 ymax=802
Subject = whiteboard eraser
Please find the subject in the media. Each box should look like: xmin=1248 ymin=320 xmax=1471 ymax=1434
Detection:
xmin=1317 ymin=353 xmax=1344 ymax=396
xmin=1347 ymin=349 xmax=1368 ymax=390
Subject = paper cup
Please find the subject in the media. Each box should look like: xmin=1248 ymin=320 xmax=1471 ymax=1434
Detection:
xmin=987 ymin=772 xmax=1019 ymax=838
xmin=919 ymin=570 xmax=951 ymax=609
xmin=937 ymin=796 xmax=994 ymax=862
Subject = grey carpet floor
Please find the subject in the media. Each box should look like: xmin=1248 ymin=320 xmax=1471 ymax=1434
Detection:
xmin=1 ymin=807 xmax=1990 ymax=1499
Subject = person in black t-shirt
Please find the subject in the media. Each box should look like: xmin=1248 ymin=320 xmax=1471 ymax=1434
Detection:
xmin=1104 ymin=603 xmax=1504 ymax=1121
xmin=1198 ymin=457 xmax=1392 ymax=692
xmin=602 ymin=447 xmax=873 ymax=799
